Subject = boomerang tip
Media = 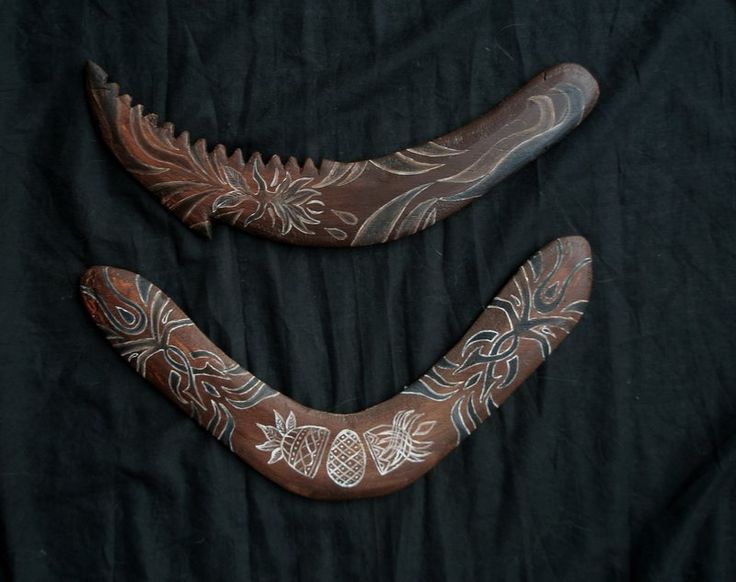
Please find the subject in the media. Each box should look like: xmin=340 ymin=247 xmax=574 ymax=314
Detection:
xmin=80 ymin=266 xmax=148 ymax=328
xmin=555 ymin=234 xmax=591 ymax=255
xmin=548 ymin=235 xmax=593 ymax=300
xmin=80 ymin=266 xmax=136 ymax=298
xmin=86 ymin=61 xmax=108 ymax=86
xmin=80 ymin=265 xmax=100 ymax=289
xmin=81 ymin=266 xmax=139 ymax=287
xmin=85 ymin=61 xmax=119 ymax=101
xmin=541 ymin=63 xmax=600 ymax=118
xmin=549 ymin=235 xmax=593 ymax=282
xmin=85 ymin=62 xmax=216 ymax=239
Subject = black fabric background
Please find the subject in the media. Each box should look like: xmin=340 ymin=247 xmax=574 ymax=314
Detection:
xmin=1 ymin=1 xmax=735 ymax=580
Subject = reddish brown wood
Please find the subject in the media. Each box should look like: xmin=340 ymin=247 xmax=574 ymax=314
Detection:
xmin=86 ymin=62 xmax=598 ymax=246
xmin=80 ymin=237 xmax=592 ymax=499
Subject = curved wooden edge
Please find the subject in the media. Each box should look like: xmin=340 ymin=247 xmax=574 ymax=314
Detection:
xmin=80 ymin=237 xmax=592 ymax=499
xmin=86 ymin=61 xmax=599 ymax=246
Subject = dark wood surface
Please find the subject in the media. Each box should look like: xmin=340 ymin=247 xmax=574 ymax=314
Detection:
xmin=86 ymin=62 xmax=598 ymax=245
xmin=80 ymin=236 xmax=592 ymax=499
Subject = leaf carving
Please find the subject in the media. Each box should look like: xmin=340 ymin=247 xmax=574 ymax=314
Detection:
xmin=268 ymin=448 xmax=284 ymax=464
xmin=286 ymin=411 xmax=296 ymax=432
xmin=274 ymin=411 xmax=286 ymax=434
xmin=257 ymin=424 xmax=282 ymax=444
xmin=413 ymin=420 xmax=437 ymax=437
xmin=351 ymin=183 xmax=432 ymax=246
xmin=405 ymin=141 xmax=467 ymax=157
xmin=370 ymin=152 xmax=444 ymax=175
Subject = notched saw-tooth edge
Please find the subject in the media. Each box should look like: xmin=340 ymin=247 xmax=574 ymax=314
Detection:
xmin=229 ymin=148 xmax=245 ymax=167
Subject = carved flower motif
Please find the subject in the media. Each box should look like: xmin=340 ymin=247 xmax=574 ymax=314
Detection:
xmin=213 ymin=160 xmax=324 ymax=235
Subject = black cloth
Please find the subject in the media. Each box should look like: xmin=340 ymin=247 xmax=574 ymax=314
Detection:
xmin=1 ymin=1 xmax=734 ymax=580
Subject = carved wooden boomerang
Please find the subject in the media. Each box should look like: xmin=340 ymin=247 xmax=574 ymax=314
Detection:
xmin=80 ymin=236 xmax=592 ymax=499
xmin=86 ymin=62 xmax=598 ymax=246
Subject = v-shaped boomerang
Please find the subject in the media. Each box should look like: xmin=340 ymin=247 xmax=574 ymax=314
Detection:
xmin=86 ymin=62 xmax=598 ymax=246
xmin=80 ymin=237 xmax=592 ymax=499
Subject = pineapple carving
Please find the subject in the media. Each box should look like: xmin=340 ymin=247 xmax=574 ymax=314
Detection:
xmin=256 ymin=410 xmax=331 ymax=479
xmin=364 ymin=410 xmax=437 ymax=476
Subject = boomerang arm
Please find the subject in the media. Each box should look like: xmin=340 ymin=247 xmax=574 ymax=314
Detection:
xmin=80 ymin=236 xmax=592 ymax=498
xmin=86 ymin=62 xmax=598 ymax=246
